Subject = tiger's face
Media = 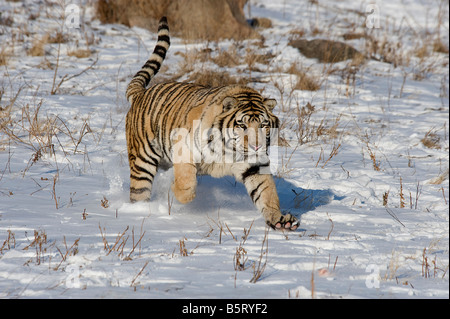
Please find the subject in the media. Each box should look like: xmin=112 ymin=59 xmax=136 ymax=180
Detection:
xmin=233 ymin=111 xmax=272 ymax=163
xmin=219 ymin=96 xmax=279 ymax=165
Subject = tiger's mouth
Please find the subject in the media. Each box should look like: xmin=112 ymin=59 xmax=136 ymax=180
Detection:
xmin=235 ymin=143 xmax=270 ymax=165
xmin=227 ymin=124 xmax=273 ymax=165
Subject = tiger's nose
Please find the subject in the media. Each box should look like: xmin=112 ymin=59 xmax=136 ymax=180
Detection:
xmin=249 ymin=144 xmax=262 ymax=151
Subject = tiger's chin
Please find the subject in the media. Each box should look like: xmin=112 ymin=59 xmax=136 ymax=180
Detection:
xmin=238 ymin=150 xmax=271 ymax=167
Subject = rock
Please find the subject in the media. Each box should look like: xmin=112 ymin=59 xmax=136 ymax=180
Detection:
xmin=289 ymin=39 xmax=364 ymax=63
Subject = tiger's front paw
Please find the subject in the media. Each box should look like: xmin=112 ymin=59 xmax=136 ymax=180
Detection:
xmin=171 ymin=182 xmax=196 ymax=204
xmin=266 ymin=213 xmax=299 ymax=231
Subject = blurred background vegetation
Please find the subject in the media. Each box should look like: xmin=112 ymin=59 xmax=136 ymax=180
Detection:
xmin=95 ymin=0 xmax=260 ymax=40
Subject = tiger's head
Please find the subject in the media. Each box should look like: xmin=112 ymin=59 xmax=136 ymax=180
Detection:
xmin=211 ymin=89 xmax=279 ymax=166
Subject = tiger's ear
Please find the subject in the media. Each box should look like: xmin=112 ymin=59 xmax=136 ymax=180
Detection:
xmin=263 ymin=98 xmax=277 ymax=111
xmin=222 ymin=96 xmax=238 ymax=111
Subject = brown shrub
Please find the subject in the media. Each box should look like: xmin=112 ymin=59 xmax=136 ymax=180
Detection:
xmin=421 ymin=131 xmax=441 ymax=149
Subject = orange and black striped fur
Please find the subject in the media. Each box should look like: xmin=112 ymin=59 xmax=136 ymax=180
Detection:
xmin=126 ymin=17 xmax=298 ymax=230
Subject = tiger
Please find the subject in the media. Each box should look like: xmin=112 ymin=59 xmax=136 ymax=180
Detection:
xmin=125 ymin=17 xmax=299 ymax=231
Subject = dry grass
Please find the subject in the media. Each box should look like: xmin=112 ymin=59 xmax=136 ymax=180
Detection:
xmin=364 ymin=32 xmax=406 ymax=67
xmin=433 ymin=39 xmax=449 ymax=54
xmin=67 ymin=49 xmax=92 ymax=59
xmin=179 ymin=237 xmax=189 ymax=257
xmin=244 ymin=47 xmax=275 ymax=73
xmin=286 ymin=63 xmax=321 ymax=91
xmin=1 ymin=97 xmax=60 ymax=158
xmin=98 ymin=224 xmax=146 ymax=260
xmin=28 ymin=34 xmax=49 ymax=56
xmin=233 ymin=221 xmax=253 ymax=273
xmin=0 ymin=46 xmax=10 ymax=66
xmin=294 ymin=102 xmax=318 ymax=144
xmin=95 ymin=0 xmax=123 ymax=25
xmin=22 ymin=229 xmax=49 ymax=265
xmin=360 ymin=132 xmax=381 ymax=171
xmin=0 ymin=230 xmax=16 ymax=254
xmin=0 ymin=82 xmax=97 ymax=181
xmin=169 ymin=46 xmax=253 ymax=86
xmin=421 ymin=129 xmax=442 ymax=150
xmin=429 ymin=168 xmax=449 ymax=185
xmin=249 ymin=226 xmax=269 ymax=283
xmin=187 ymin=70 xmax=248 ymax=87
xmin=54 ymin=237 xmax=80 ymax=271
xmin=130 ymin=261 xmax=149 ymax=288
xmin=211 ymin=46 xmax=241 ymax=68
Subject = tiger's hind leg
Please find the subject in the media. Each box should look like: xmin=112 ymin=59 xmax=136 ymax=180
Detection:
xmin=128 ymin=147 xmax=161 ymax=203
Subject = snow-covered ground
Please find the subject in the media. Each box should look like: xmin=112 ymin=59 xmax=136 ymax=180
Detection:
xmin=0 ymin=0 xmax=448 ymax=299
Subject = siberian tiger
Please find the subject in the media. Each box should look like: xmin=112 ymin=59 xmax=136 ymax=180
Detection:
xmin=125 ymin=17 xmax=299 ymax=230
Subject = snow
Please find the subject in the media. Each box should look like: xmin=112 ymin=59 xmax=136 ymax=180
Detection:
xmin=0 ymin=0 xmax=448 ymax=299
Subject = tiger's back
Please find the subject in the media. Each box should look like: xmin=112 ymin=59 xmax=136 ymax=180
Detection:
xmin=125 ymin=17 xmax=299 ymax=231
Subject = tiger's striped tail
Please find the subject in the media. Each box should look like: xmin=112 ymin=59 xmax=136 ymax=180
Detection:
xmin=126 ymin=17 xmax=170 ymax=104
